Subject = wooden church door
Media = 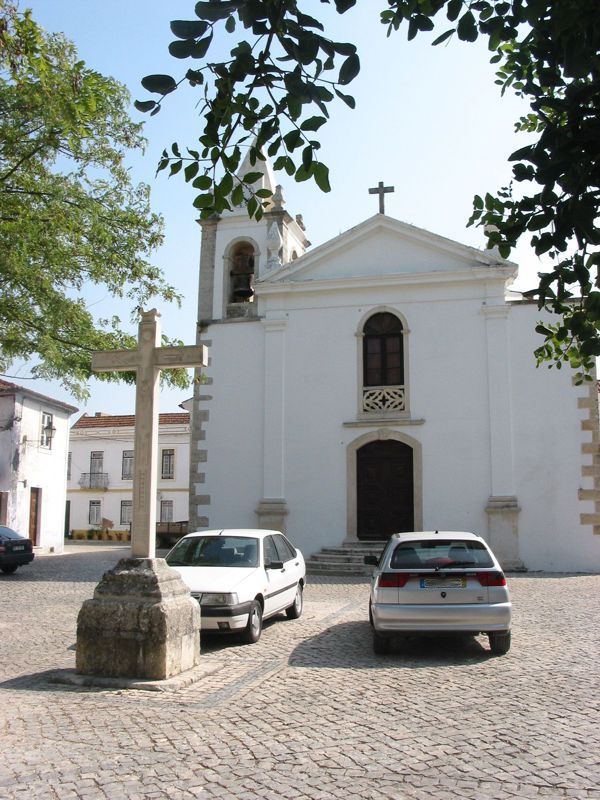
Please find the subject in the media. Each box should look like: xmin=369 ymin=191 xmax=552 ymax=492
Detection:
xmin=357 ymin=440 xmax=414 ymax=540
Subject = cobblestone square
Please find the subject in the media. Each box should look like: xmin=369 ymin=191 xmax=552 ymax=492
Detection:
xmin=0 ymin=546 xmax=599 ymax=799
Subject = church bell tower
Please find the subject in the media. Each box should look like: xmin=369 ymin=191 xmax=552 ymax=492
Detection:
xmin=196 ymin=151 xmax=310 ymax=326
xmin=189 ymin=152 xmax=309 ymax=532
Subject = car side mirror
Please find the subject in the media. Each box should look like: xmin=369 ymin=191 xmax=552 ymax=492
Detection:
xmin=265 ymin=560 xmax=284 ymax=570
xmin=364 ymin=554 xmax=379 ymax=566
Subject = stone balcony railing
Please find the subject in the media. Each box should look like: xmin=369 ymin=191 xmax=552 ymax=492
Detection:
xmin=79 ymin=472 xmax=110 ymax=490
xmin=362 ymin=385 xmax=406 ymax=413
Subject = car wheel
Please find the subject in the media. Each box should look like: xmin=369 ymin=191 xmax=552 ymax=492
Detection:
xmin=1 ymin=565 xmax=18 ymax=575
xmin=368 ymin=601 xmax=373 ymax=626
xmin=242 ymin=601 xmax=263 ymax=644
xmin=373 ymin=631 xmax=390 ymax=655
xmin=488 ymin=631 xmax=511 ymax=655
xmin=286 ymin=583 xmax=303 ymax=620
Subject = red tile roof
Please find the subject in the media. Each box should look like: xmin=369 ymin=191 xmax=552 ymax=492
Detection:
xmin=72 ymin=412 xmax=190 ymax=429
xmin=0 ymin=378 xmax=79 ymax=413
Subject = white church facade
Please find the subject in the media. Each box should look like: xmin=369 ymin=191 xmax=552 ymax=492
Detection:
xmin=188 ymin=158 xmax=600 ymax=572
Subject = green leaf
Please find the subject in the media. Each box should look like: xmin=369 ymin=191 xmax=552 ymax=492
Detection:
xmin=334 ymin=0 xmax=357 ymax=12
xmin=134 ymin=100 xmax=157 ymax=113
xmin=243 ymin=171 xmax=264 ymax=183
xmin=432 ymin=29 xmax=454 ymax=46
xmin=225 ymin=15 xmax=236 ymax=32
xmin=169 ymin=39 xmax=196 ymax=59
xmin=338 ymin=53 xmax=360 ymax=86
xmin=300 ymin=115 xmax=327 ymax=131
xmin=457 ymin=11 xmax=478 ymax=42
xmin=195 ymin=1 xmax=241 ymax=22
xmin=231 ymin=184 xmax=244 ymax=206
xmin=193 ymin=192 xmax=215 ymax=208
xmin=184 ymin=162 xmax=199 ymax=182
xmin=192 ymin=33 xmax=213 ymax=58
xmin=170 ymin=20 xmax=210 ymax=39
xmin=141 ymin=74 xmax=177 ymax=95
xmin=255 ymin=188 xmax=272 ymax=198
xmin=314 ymin=162 xmax=331 ymax=192
xmin=169 ymin=160 xmax=182 ymax=176
xmin=334 ymin=88 xmax=356 ymax=108
xmin=192 ymin=174 xmax=212 ymax=189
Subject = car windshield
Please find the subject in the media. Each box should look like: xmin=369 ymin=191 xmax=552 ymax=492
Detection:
xmin=0 ymin=526 xmax=23 ymax=540
xmin=166 ymin=536 xmax=259 ymax=568
xmin=390 ymin=539 xmax=494 ymax=569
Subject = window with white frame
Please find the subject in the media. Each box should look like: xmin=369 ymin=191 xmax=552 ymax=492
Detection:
xmin=361 ymin=312 xmax=406 ymax=413
xmin=161 ymin=449 xmax=175 ymax=480
xmin=120 ymin=500 xmax=132 ymax=525
xmin=122 ymin=450 xmax=134 ymax=480
xmin=160 ymin=500 xmax=173 ymax=523
xmin=40 ymin=412 xmax=54 ymax=449
xmin=89 ymin=500 xmax=101 ymax=525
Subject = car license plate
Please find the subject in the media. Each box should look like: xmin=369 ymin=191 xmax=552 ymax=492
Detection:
xmin=420 ymin=577 xmax=466 ymax=589
xmin=12 ymin=545 xmax=25 ymax=551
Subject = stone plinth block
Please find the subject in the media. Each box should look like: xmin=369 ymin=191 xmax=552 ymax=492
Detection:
xmin=76 ymin=558 xmax=201 ymax=680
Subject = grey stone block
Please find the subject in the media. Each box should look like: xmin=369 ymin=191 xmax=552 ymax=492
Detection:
xmin=76 ymin=558 xmax=200 ymax=680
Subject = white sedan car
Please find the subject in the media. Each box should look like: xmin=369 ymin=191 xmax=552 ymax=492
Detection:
xmin=365 ymin=531 xmax=512 ymax=655
xmin=165 ymin=529 xmax=306 ymax=644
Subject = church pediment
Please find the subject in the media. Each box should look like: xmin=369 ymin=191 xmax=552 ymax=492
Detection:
xmin=259 ymin=215 xmax=516 ymax=286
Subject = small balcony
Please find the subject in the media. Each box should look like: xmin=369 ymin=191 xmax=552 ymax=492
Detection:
xmin=362 ymin=385 xmax=406 ymax=413
xmin=79 ymin=472 xmax=109 ymax=490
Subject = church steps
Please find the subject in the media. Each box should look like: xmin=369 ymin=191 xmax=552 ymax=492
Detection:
xmin=306 ymin=541 xmax=387 ymax=576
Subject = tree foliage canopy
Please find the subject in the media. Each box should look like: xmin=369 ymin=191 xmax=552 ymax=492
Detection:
xmin=138 ymin=0 xmax=600 ymax=381
xmin=0 ymin=3 xmax=187 ymax=398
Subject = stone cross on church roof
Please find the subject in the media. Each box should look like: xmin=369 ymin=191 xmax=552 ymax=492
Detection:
xmin=369 ymin=181 xmax=395 ymax=214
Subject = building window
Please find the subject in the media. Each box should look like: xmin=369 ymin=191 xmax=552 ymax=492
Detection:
xmin=160 ymin=500 xmax=173 ymax=523
xmin=161 ymin=449 xmax=175 ymax=480
xmin=40 ymin=412 xmax=54 ymax=449
xmin=363 ymin=313 xmax=404 ymax=386
xmin=122 ymin=450 xmax=134 ymax=480
xmin=89 ymin=500 xmax=101 ymax=525
xmin=120 ymin=500 xmax=132 ymax=525
xmin=361 ymin=312 xmax=406 ymax=413
xmin=90 ymin=451 xmax=104 ymax=473
xmin=67 ymin=452 xmax=72 ymax=480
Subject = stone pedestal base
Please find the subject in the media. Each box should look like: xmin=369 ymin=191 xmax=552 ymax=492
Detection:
xmin=485 ymin=495 xmax=524 ymax=571
xmin=255 ymin=499 xmax=288 ymax=533
xmin=76 ymin=558 xmax=201 ymax=680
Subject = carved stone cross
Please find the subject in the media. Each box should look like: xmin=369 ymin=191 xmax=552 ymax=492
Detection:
xmin=368 ymin=181 xmax=395 ymax=214
xmin=92 ymin=309 xmax=207 ymax=559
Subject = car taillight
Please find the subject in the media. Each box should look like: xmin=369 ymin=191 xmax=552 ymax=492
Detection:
xmin=476 ymin=571 xmax=506 ymax=587
xmin=378 ymin=572 xmax=410 ymax=588
xmin=0 ymin=544 xmax=5 ymax=553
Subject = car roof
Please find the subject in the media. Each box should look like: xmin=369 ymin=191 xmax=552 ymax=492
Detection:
xmin=183 ymin=529 xmax=279 ymax=540
xmin=391 ymin=531 xmax=485 ymax=543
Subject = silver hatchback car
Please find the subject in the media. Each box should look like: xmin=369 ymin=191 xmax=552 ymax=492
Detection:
xmin=365 ymin=531 xmax=512 ymax=655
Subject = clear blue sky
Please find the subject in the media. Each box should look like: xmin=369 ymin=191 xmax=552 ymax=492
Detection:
xmin=14 ymin=1 xmax=542 ymax=416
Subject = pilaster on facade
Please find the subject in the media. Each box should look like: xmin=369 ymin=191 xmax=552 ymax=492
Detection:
xmin=481 ymin=303 xmax=522 ymax=568
xmin=578 ymin=379 xmax=600 ymax=534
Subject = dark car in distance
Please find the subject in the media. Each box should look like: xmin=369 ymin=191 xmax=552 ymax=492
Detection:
xmin=0 ymin=526 xmax=34 ymax=574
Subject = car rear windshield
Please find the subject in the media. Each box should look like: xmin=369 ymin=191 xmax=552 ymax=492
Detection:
xmin=166 ymin=536 xmax=259 ymax=568
xmin=390 ymin=539 xmax=494 ymax=569
xmin=0 ymin=526 xmax=24 ymax=540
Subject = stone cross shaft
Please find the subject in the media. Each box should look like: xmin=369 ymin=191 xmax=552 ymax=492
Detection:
xmin=92 ymin=309 xmax=207 ymax=559
xmin=368 ymin=181 xmax=395 ymax=214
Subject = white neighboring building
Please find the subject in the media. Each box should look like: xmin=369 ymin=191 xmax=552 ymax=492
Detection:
xmin=67 ymin=412 xmax=190 ymax=538
xmin=0 ymin=378 xmax=77 ymax=553
xmin=187 ymin=159 xmax=600 ymax=572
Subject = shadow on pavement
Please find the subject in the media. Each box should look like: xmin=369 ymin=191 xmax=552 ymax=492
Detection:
xmin=288 ymin=620 xmax=491 ymax=669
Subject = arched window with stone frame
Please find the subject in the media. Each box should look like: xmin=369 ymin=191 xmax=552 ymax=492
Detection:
xmin=359 ymin=310 xmax=409 ymax=415
xmin=227 ymin=240 xmax=256 ymax=307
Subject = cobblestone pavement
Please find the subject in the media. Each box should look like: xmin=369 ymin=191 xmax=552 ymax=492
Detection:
xmin=0 ymin=546 xmax=599 ymax=800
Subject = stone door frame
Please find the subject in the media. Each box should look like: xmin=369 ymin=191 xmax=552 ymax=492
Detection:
xmin=345 ymin=429 xmax=423 ymax=543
